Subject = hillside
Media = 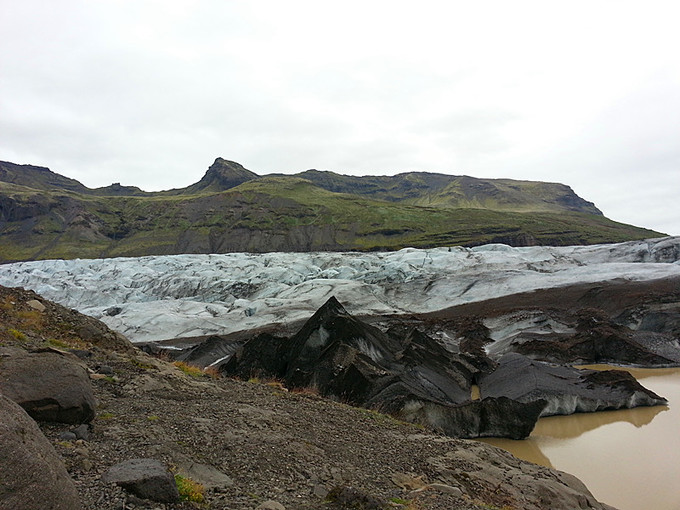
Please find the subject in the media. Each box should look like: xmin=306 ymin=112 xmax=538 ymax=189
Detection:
xmin=0 ymin=158 xmax=661 ymax=262
xmin=0 ymin=284 xmax=619 ymax=509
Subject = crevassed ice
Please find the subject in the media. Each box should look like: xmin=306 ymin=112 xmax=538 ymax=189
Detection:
xmin=0 ymin=237 xmax=677 ymax=343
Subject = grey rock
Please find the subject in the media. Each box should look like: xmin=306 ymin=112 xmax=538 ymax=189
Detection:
xmin=395 ymin=395 xmax=547 ymax=440
xmin=97 ymin=365 xmax=114 ymax=375
xmin=58 ymin=431 xmax=77 ymax=441
xmin=72 ymin=423 xmax=92 ymax=440
xmin=479 ymin=353 xmax=667 ymax=416
xmin=224 ymin=297 xmax=544 ymax=439
xmin=68 ymin=349 xmax=93 ymax=360
xmin=426 ymin=483 xmax=463 ymax=497
xmin=102 ymin=458 xmax=179 ymax=503
xmin=174 ymin=335 xmax=241 ymax=369
xmin=312 ymin=484 xmax=329 ymax=498
xmin=0 ymin=394 xmax=83 ymax=510
xmin=26 ymin=299 xmax=45 ymax=311
xmin=428 ymin=442 xmax=615 ymax=510
xmin=255 ymin=501 xmax=286 ymax=510
xmin=177 ymin=461 xmax=233 ymax=489
xmin=0 ymin=346 xmax=96 ymax=424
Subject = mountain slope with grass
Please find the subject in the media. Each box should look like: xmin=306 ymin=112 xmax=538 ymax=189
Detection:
xmin=0 ymin=157 xmax=661 ymax=262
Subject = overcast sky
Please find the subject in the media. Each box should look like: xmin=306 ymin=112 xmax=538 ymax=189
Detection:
xmin=1 ymin=1 xmax=678 ymax=235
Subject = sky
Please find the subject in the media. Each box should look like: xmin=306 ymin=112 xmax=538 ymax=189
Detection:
xmin=1 ymin=1 xmax=678 ymax=236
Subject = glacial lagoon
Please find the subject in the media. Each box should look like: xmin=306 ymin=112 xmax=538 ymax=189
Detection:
xmin=480 ymin=367 xmax=680 ymax=510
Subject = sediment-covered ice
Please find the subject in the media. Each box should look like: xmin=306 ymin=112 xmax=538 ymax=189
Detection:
xmin=0 ymin=237 xmax=678 ymax=343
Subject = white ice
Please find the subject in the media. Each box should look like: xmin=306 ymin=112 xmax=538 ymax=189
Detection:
xmin=0 ymin=237 xmax=678 ymax=343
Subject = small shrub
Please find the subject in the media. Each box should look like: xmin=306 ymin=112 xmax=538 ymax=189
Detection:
xmin=130 ymin=357 xmax=156 ymax=370
xmin=47 ymin=338 xmax=70 ymax=349
xmin=147 ymin=415 xmax=160 ymax=421
xmin=265 ymin=380 xmax=287 ymax=391
xmin=173 ymin=361 xmax=204 ymax=378
xmin=98 ymin=412 xmax=115 ymax=420
xmin=390 ymin=497 xmax=410 ymax=504
xmin=17 ymin=309 xmax=42 ymax=326
xmin=203 ymin=365 xmax=221 ymax=379
xmin=8 ymin=328 xmax=27 ymax=342
xmin=174 ymin=474 xmax=205 ymax=503
xmin=290 ymin=385 xmax=320 ymax=397
xmin=0 ymin=296 xmax=15 ymax=311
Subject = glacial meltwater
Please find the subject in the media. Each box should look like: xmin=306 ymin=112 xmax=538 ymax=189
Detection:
xmin=479 ymin=367 xmax=680 ymax=510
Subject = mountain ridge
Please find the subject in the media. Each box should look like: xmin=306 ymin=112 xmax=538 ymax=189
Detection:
xmin=0 ymin=157 xmax=661 ymax=262
xmin=0 ymin=157 xmax=601 ymax=214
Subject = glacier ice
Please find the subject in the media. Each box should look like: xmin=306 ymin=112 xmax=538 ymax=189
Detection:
xmin=0 ymin=237 xmax=678 ymax=343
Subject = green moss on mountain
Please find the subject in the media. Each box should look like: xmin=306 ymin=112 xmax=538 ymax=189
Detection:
xmin=0 ymin=158 xmax=663 ymax=262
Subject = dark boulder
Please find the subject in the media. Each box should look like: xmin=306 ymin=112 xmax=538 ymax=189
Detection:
xmin=282 ymin=296 xmax=402 ymax=388
xmin=224 ymin=333 xmax=289 ymax=379
xmin=0 ymin=395 xmax=83 ymax=510
xmin=479 ymin=353 xmax=667 ymax=416
xmin=386 ymin=390 xmax=547 ymax=440
xmin=0 ymin=346 xmax=96 ymax=424
xmin=223 ymin=297 xmax=544 ymax=439
xmin=512 ymin=308 xmax=677 ymax=366
xmin=102 ymin=458 xmax=179 ymax=503
xmin=175 ymin=334 xmax=247 ymax=369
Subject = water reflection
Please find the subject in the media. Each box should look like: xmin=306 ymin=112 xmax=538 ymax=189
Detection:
xmin=475 ymin=367 xmax=680 ymax=510
xmin=479 ymin=436 xmax=554 ymax=468
xmin=577 ymin=364 xmax=680 ymax=381
xmin=532 ymin=404 xmax=668 ymax=439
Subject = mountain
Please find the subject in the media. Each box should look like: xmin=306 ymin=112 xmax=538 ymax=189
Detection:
xmin=178 ymin=158 xmax=259 ymax=194
xmin=0 ymin=160 xmax=90 ymax=193
xmin=0 ymin=157 xmax=662 ymax=262
xmin=289 ymin=170 xmax=603 ymax=214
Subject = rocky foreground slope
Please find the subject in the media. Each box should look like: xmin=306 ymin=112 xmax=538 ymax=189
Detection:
xmin=0 ymin=285 xmax=618 ymax=510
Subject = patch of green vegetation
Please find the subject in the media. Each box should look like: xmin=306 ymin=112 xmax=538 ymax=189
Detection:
xmin=174 ymin=474 xmax=205 ymax=503
xmin=130 ymin=357 xmax=156 ymax=370
xmin=473 ymin=503 xmax=516 ymax=510
xmin=147 ymin=415 xmax=160 ymax=421
xmin=173 ymin=361 xmax=205 ymax=378
xmin=0 ymin=166 xmax=663 ymax=263
xmin=98 ymin=412 xmax=115 ymax=420
xmin=390 ymin=497 xmax=410 ymax=504
xmin=46 ymin=338 xmax=71 ymax=349
xmin=7 ymin=328 xmax=27 ymax=342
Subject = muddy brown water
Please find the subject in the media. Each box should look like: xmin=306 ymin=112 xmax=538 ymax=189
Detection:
xmin=478 ymin=366 xmax=680 ymax=510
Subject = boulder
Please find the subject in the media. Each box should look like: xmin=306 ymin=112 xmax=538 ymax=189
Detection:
xmin=512 ymin=308 xmax=677 ymax=366
xmin=175 ymin=334 xmax=249 ymax=369
xmin=176 ymin=460 xmax=233 ymax=490
xmin=255 ymin=501 xmax=286 ymax=510
xmin=393 ymin=394 xmax=547 ymax=440
xmin=0 ymin=346 xmax=96 ymax=424
xmin=0 ymin=395 xmax=82 ymax=510
xmin=427 ymin=442 xmax=618 ymax=510
xmin=224 ymin=297 xmax=544 ymax=439
xmin=102 ymin=458 xmax=179 ymax=503
xmin=479 ymin=353 xmax=667 ymax=416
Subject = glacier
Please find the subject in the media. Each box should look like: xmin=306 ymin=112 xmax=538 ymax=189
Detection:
xmin=0 ymin=236 xmax=678 ymax=343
